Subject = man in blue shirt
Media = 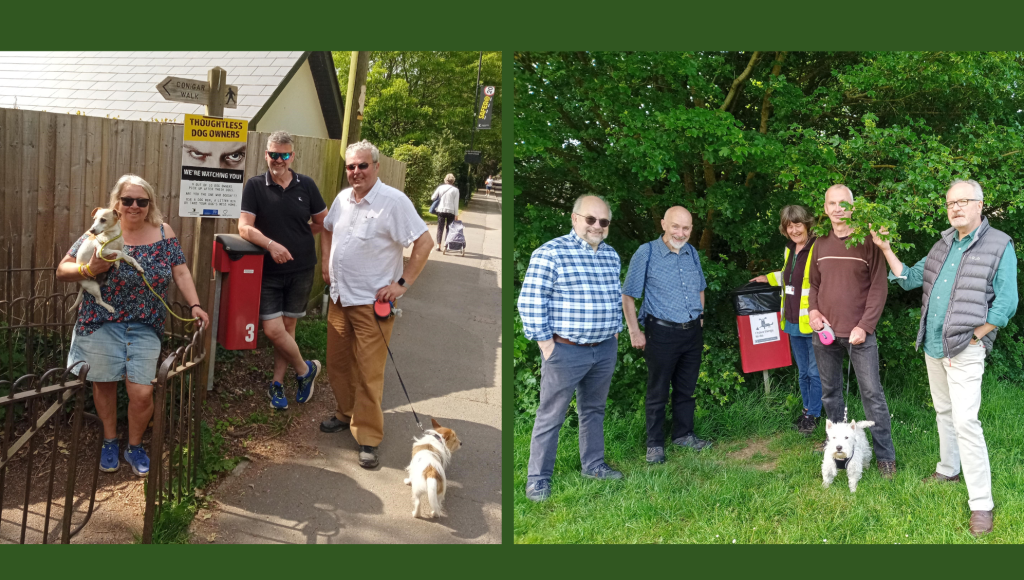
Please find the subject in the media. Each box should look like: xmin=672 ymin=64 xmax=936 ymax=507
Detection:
xmin=873 ymin=179 xmax=1018 ymax=537
xmin=517 ymin=195 xmax=624 ymax=502
xmin=622 ymin=206 xmax=708 ymax=464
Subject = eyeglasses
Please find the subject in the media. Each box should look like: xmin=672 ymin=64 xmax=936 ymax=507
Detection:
xmin=575 ymin=214 xmax=610 ymax=228
xmin=266 ymin=151 xmax=293 ymax=161
xmin=945 ymin=198 xmax=982 ymax=209
xmin=345 ymin=162 xmax=371 ymax=171
xmin=120 ymin=197 xmax=150 ymax=208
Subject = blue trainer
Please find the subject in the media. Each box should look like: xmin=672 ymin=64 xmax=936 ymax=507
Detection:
xmin=296 ymin=360 xmax=320 ymax=404
xmin=123 ymin=445 xmax=150 ymax=477
xmin=268 ymin=380 xmax=288 ymax=410
xmin=100 ymin=439 xmax=119 ymax=473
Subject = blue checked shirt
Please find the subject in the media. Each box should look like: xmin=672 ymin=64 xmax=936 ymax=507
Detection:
xmin=621 ymin=239 xmax=707 ymax=324
xmin=517 ymin=230 xmax=623 ymax=343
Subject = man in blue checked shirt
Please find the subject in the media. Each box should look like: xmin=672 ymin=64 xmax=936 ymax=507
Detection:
xmin=622 ymin=206 xmax=709 ymax=465
xmin=871 ymin=179 xmax=1018 ymax=537
xmin=518 ymin=195 xmax=624 ymax=503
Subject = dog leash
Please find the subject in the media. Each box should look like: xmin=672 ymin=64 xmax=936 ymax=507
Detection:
xmin=96 ymin=232 xmax=199 ymax=330
xmin=375 ymin=315 xmax=424 ymax=432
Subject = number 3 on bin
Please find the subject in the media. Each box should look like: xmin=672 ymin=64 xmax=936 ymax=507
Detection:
xmin=245 ymin=323 xmax=255 ymax=343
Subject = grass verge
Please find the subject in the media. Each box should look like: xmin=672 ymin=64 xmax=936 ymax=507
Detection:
xmin=513 ymin=372 xmax=1024 ymax=543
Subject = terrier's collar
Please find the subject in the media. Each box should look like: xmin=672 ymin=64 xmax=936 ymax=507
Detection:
xmin=425 ymin=430 xmax=446 ymax=446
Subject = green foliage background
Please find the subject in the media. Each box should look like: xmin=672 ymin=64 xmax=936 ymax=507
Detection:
xmin=514 ymin=51 xmax=1024 ymax=421
xmin=332 ymin=51 xmax=502 ymax=209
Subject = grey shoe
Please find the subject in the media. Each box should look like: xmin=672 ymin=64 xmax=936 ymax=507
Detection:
xmin=646 ymin=446 xmax=666 ymax=464
xmin=525 ymin=480 xmax=551 ymax=502
xmin=582 ymin=462 xmax=623 ymax=480
xmin=358 ymin=445 xmax=379 ymax=469
xmin=672 ymin=434 xmax=712 ymax=451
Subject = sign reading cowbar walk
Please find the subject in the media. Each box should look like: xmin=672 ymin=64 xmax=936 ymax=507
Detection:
xmin=178 ymin=114 xmax=248 ymax=218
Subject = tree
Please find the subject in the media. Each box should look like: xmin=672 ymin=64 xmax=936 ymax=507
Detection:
xmin=514 ymin=51 xmax=1024 ymax=417
xmin=333 ymin=51 xmax=502 ymax=205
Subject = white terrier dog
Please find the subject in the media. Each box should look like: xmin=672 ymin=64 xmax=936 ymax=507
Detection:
xmin=69 ymin=207 xmax=143 ymax=314
xmin=821 ymin=419 xmax=875 ymax=493
xmin=404 ymin=418 xmax=462 ymax=518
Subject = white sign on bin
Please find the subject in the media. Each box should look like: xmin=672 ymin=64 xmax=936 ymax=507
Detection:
xmin=749 ymin=313 xmax=780 ymax=345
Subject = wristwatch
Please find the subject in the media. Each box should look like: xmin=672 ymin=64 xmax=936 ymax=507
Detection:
xmin=398 ymin=277 xmax=407 ymax=287
xmin=973 ymin=334 xmax=983 ymax=344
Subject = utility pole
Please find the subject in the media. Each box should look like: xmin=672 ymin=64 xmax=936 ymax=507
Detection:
xmin=465 ymin=52 xmax=483 ymax=205
xmin=340 ymin=51 xmax=370 ymax=180
xmin=192 ymin=66 xmax=226 ymax=395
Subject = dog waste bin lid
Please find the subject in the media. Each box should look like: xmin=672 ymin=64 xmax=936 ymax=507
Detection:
xmin=730 ymin=281 xmax=781 ymax=316
xmin=215 ymin=234 xmax=265 ymax=259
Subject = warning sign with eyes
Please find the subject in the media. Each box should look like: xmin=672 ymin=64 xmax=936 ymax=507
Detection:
xmin=180 ymin=114 xmax=249 ymax=218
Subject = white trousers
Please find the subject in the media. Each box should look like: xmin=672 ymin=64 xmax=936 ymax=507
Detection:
xmin=924 ymin=343 xmax=993 ymax=511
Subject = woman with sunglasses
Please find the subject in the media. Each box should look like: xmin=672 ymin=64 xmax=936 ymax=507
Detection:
xmin=56 ymin=174 xmax=210 ymax=477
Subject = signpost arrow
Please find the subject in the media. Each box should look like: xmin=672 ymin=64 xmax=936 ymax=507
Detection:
xmin=156 ymin=76 xmax=238 ymax=108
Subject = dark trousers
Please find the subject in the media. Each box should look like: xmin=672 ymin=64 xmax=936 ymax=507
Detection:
xmin=644 ymin=320 xmax=703 ymax=447
xmin=812 ymin=332 xmax=895 ymax=462
xmin=527 ymin=337 xmax=618 ymax=484
xmin=436 ymin=212 xmax=455 ymax=245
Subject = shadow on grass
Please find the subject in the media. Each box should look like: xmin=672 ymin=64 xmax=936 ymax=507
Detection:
xmin=513 ymin=372 xmax=1024 ymax=544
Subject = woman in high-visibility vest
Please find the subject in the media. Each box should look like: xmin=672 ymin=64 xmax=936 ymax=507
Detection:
xmin=750 ymin=205 xmax=821 ymax=434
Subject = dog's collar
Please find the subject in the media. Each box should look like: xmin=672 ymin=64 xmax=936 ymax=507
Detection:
xmin=425 ymin=430 xmax=445 ymax=446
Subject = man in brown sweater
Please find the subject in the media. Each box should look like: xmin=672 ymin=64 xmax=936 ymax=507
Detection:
xmin=808 ymin=184 xmax=896 ymax=477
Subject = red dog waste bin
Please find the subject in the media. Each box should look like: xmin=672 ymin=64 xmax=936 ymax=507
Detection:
xmin=731 ymin=282 xmax=791 ymax=373
xmin=212 ymin=234 xmax=266 ymax=350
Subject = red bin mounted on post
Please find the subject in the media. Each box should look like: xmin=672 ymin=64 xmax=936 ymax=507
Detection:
xmin=731 ymin=282 xmax=791 ymax=373
xmin=212 ymin=234 xmax=266 ymax=350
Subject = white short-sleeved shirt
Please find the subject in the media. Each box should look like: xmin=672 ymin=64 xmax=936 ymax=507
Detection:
xmin=324 ymin=178 xmax=428 ymax=306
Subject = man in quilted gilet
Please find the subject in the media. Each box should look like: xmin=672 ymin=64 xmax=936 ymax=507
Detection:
xmin=873 ymin=179 xmax=1018 ymax=537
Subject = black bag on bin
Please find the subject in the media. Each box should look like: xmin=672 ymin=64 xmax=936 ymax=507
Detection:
xmin=731 ymin=282 xmax=781 ymax=316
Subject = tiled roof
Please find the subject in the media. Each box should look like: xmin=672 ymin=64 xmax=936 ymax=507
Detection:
xmin=0 ymin=51 xmax=308 ymax=122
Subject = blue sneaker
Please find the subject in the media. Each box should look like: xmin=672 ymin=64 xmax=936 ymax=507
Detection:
xmin=295 ymin=360 xmax=320 ymax=404
xmin=268 ymin=381 xmax=288 ymax=410
xmin=100 ymin=440 xmax=119 ymax=473
xmin=123 ymin=445 xmax=150 ymax=477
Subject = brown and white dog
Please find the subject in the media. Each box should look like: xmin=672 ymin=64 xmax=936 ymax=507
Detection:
xmin=404 ymin=418 xmax=462 ymax=518
xmin=69 ymin=207 xmax=143 ymax=313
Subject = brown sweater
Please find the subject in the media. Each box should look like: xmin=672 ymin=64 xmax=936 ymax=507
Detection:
xmin=807 ymin=231 xmax=888 ymax=337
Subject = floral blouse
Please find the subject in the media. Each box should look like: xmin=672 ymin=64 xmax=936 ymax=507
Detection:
xmin=68 ymin=224 xmax=187 ymax=337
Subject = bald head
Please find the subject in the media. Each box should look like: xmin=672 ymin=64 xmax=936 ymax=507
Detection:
xmin=661 ymin=205 xmax=693 ymax=250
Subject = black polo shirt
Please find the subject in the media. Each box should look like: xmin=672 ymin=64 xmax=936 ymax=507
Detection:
xmin=240 ymin=170 xmax=327 ymax=275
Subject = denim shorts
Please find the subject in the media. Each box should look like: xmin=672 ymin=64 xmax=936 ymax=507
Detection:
xmin=67 ymin=322 xmax=162 ymax=384
xmin=259 ymin=268 xmax=314 ymax=320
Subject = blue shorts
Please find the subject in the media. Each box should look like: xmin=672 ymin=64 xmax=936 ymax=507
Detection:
xmin=67 ymin=322 xmax=162 ymax=384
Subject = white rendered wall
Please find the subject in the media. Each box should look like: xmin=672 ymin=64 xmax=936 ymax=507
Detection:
xmin=256 ymin=59 xmax=330 ymax=139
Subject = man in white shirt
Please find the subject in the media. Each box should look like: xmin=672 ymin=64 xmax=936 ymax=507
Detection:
xmin=319 ymin=140 xmax=432 ymax=468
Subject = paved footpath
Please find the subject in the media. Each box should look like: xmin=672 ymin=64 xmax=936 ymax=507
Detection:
xmin=194 ymin=186 xmax=502 ymax=543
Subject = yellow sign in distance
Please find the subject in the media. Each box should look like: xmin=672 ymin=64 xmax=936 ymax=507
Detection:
xmin=184 ymin=115 xmax=248 ymax=143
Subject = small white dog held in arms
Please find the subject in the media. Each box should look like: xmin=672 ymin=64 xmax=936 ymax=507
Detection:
xmin=69 ymin=207 xmax=143 ymax=313
xmin=822 ymin=419 xmax=875 ymax=493
xmin=404 ymin=418 xmax=462 ymax=518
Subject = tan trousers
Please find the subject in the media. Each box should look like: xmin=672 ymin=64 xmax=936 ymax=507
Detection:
xmin=326 ymin=300 xmax=395 ymax=447
xmin=924 ymin=343 xmax=993 ymax=511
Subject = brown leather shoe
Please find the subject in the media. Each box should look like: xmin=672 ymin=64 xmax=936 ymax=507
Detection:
xmin=970 ymin=510 xmax=993 ymax=536
xmin=877 ymin=461 xmax=897 ymax=479
xmin=922 ymin=471 xmax=961 ymax=483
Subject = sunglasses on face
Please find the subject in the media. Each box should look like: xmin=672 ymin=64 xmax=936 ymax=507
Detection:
xmin=576 ymin=214 xmax=610 ymax=228
xmin=266 ymin=151 xmax=293 ymax=161
xmin=345 ymin=162 xmax=371 ymax=171
xmin=120 ymin=197 xmax=150 ymax=208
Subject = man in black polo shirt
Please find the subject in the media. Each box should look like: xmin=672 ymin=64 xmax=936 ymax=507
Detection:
xmin=239 ymin=130 xmax=327 ymax=410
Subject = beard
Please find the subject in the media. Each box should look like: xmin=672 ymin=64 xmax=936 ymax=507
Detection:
xmin=950 ymin=215 xmax=969 ymax=227
xmin=667 ymin=237 xmax=687 ymax=250
xmin=581 ymin=228 xmax=607 ymax=245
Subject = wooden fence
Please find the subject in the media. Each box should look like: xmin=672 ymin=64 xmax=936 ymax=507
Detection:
xmin=0 ymin=107 xmax=406 ymax=308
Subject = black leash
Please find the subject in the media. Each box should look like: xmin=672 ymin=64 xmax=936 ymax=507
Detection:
xmin=375 ymin=316 xmax=423 ymax=432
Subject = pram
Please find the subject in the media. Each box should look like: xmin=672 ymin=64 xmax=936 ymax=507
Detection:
xmin=443 ymin=219 xmax=466 ymax=256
